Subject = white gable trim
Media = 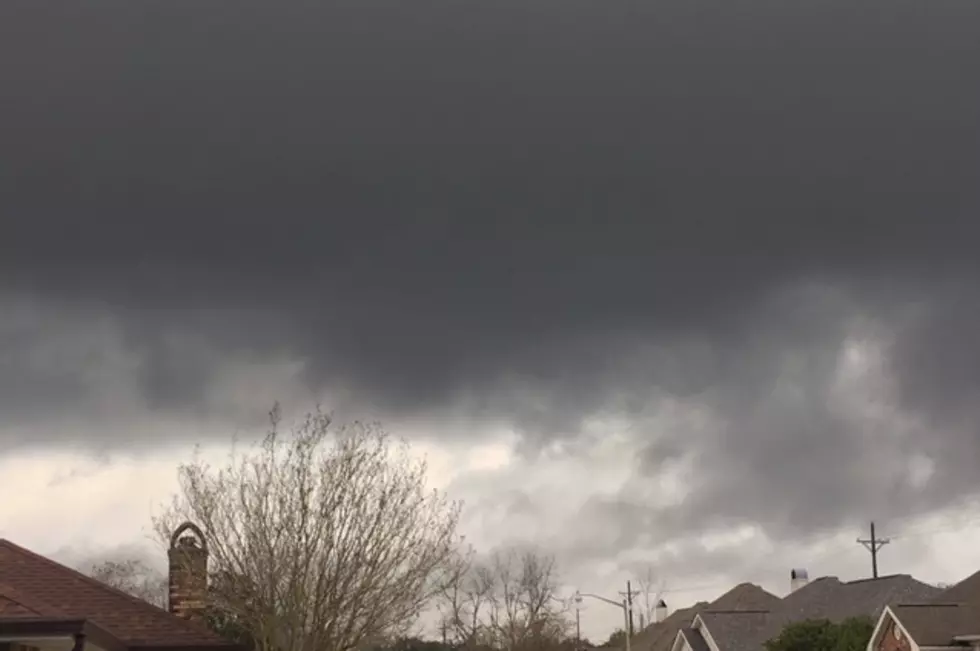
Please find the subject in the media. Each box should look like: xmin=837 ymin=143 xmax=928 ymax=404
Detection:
xmin=693 ymin=614 xmax=723 ymax=651
xmin=867 ymin=606 xmax=893 ymax=651
xmin=670 ymin=630 xmax=691 ymax=651
xmin=866 ymin=605 xmax=922 ymax=651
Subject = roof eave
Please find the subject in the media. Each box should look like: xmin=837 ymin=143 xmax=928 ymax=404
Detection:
xmin=128 ymin=644 xmax=248 ymax=651
xmin=0 ymin=617 xmax=89 ymax=637
xmin=0 ymin=617 xmax=126 ymax=651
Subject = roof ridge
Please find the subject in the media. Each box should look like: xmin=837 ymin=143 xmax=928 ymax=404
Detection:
xmin=0 ymin=538 xmax=218 ymax=640
xmin=844 ymin=574 xmax=910 ymax=585
xmin=703 ymin=609 xmax=771 ymax=614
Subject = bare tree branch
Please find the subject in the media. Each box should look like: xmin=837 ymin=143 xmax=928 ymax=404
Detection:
xmin=88 ymin=558 xmax=168 ymax=609
xmin=439 ymin=547 xmax=570 ymax=651
xmin=435 ymin=543 xmax=497 ymax=649
xmin=154 ymin=405 xmax=461 ymax=651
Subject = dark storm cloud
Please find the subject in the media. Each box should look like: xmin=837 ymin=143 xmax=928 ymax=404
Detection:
xmin=2 ymin=0 xmax=980 ymax=545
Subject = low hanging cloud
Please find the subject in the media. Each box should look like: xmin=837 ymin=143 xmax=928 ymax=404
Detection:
xmin=1 ymin=0 xmax=980 ymax=583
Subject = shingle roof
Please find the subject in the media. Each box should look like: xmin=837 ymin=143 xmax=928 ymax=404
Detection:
xmin=627 ymin=603 xmax=711 ymax=651
xmin=771 ymin=574 xmax=942 ymax=630
xmin=0 ymin=594 xmax=44 ymax=617
xmin=708 ymin=584 xmax=780 ymax=612
xmin=932 ymin=569 xmax=980 ymax=605
xmin=678 ymin=628 xmax=710 ymax=651
xmin=698 ymin=612 xmax=770 ymax=651
xmin=877 ymin=569 xmax=980 ymax=648
xmin=0 ymin=539 xmax=237 ymax=649
xmin=694 ymin=574 xmax=941 ymax=651
xmin=890 ymin=603 xmax=980 ymax=646
xmin=626 ymin=583 xmax=779 ymax=651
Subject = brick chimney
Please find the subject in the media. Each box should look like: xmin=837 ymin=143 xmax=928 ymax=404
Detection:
xmin=168 ymin=521 xmax=209 ymax=620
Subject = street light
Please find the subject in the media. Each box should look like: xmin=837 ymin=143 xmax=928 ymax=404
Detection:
xmin=575 ymin=591 xmax=632 ymax=651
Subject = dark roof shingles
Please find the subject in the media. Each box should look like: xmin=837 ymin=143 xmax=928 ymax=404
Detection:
xmin=679 ymin=628 xmax=710 ymax=651
xmin=933 ymin=569 xmax=980 ymax=605
xmin=708 ymin=584 xmax=780 ymax=613
xmin=890 ymin=603 xmax=980 ymax=645
xmin=696 ymin=574 xmax=941 ymax=651
xmin=0 ymin=539 xmax=234 ymax=648
xmin=628 ymin=584 xmax=778 ymax=651
xmin=763 ymin=574 xmax=941 ymax=639
xmin=882 ymin=569 xmax=980 ymax=647
xmin=628 ymin=603 xmax=710 ymax=651
xmin=697 ymin=612 xmax=770 ymax=651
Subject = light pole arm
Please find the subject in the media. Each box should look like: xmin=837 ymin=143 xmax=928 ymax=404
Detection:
xmin=576 ymin=592 xmax=632 ymax=651
xmin=577 ymin=592 xmax=623 ymax=609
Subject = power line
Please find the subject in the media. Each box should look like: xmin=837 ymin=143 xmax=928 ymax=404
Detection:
xmin=871 ymin=496 xmax=980 ymax=539
xmin=889 ymin=514 xmax=980 ymax=539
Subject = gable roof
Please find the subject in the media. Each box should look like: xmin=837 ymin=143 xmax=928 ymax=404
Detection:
xmin=708 ymin=584 xmax=780 ymax=613
xmin=870 ymin=570 xmax=980 ymax=649
xmin=628 ymin=603 xmax=711 ymax=651
xmin=677 ymin=628 xmax=711 ymax=651
xmin=0 ymin=539 xmax=238 ymax=649
xmin=692 ymin=574 xmax=941 ymax=651
xmin=697 ymin=612 xmax=770 ymax=651
xmin=628 ymin=583 xmax=778 ymax=651
xmin=888 ymin=603 xmax=980 ymax=646
xmin=772 ymin=574 xmax=942 ymax=629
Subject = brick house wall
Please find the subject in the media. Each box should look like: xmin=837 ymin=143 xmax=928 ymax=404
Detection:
xmin=877 ymin=619 xmax=912 ymax=651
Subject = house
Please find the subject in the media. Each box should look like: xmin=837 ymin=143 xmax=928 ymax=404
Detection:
xmin=668 ymin=569 xmax=941 ymax=651
xmin=627 ymin=583 xmax=779 ymax=651
xmin=626 ymin=601 xmax=710 ymax=651
xmin=867 ymin=569 xmax=980 ymax=651
xmin=0 ymin=522 xmax=242 ymax=651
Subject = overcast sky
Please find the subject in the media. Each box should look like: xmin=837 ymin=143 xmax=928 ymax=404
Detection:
xmin=2 ymin=0 xmax=980 ymax=642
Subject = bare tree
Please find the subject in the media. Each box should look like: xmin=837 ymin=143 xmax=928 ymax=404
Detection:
xmin=435 ymin=544 xmax=495 ymax=649
xmin=436 ymin=547 xmax=569 ymax=651
xmin=483 ymin=549 xmax=570 ymax=651
xmin=634 ymin=568 xmax=666 ymax=629
xmin=89 ymin=558 xmax=168 ymax=608
xmin=154 ymin=405 xmax=462 ymax=651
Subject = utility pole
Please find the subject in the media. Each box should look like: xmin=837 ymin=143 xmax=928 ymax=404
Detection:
xmin=618 ymin=581 xmax=635 ymax=637
xmin=575 ymin=603 xmax=581 ymax=651
xmin=857 ymin=521 xmax=890 ymax=578
xmin=623 ymin=598 xmax=631 ymax=651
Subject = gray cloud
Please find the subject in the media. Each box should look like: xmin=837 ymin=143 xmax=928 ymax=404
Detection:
xmin=2 ymin=0 xmax=980 ymax=563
